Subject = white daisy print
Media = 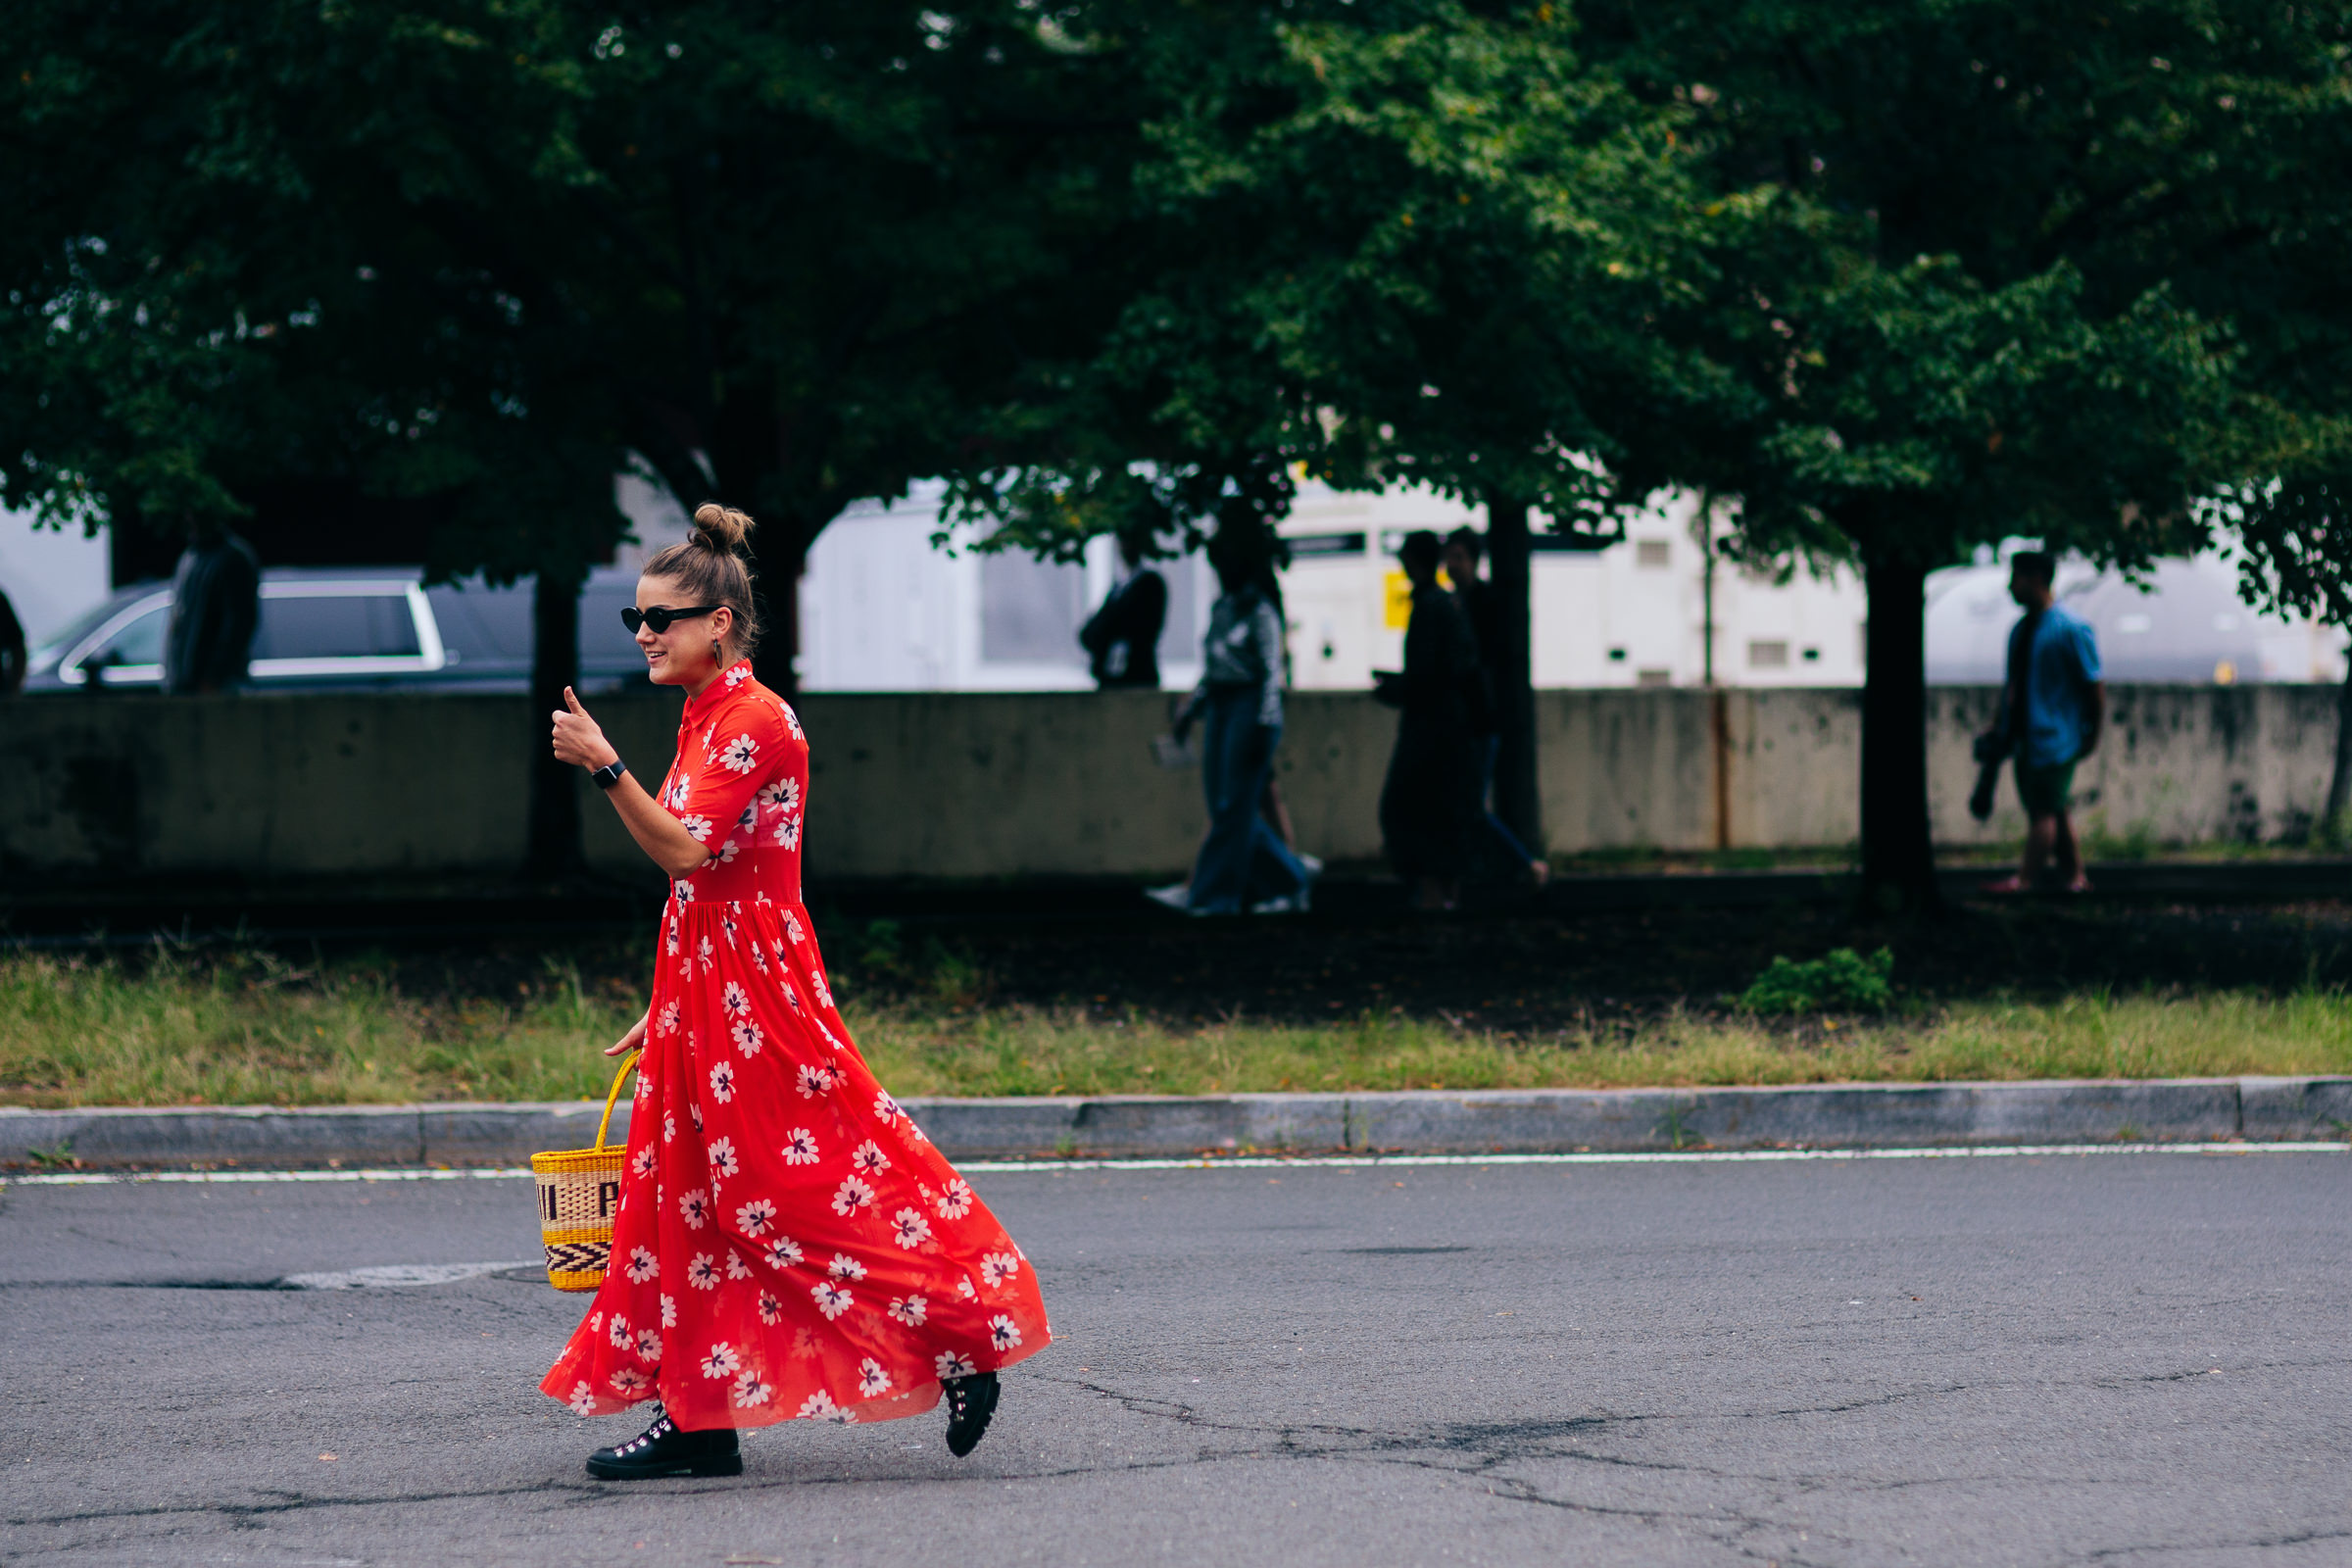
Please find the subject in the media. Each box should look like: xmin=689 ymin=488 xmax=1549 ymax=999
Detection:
xmin=721 ymin=733 xmax=759 ymax=773
xmin=763 ymin=1236 xmax=804 ymax=1270
xmin=981 ymin=1251 xmax=1021 ymax=1288
xmin=663 ymin=1112 xmax=677 ymax=1144
xmin=687 ymin=1252 xmax=721 ymax=1291
xmin=796 ymin=1063 xmax=835 ymax=1099
xmin=735 ymin=1198 xmax=777 ymax=1238
xmin=630 ymin=1145 xmax=657 ymax=1180
xmin=699 ymin=1342 xmax=740 ymax=1380
xmin=775 ymin=813 xmax=802 ymax=850
xmin=935 ymin=1351 xmax=976 ymax=1380
xmin=758 ymin=1291 xmax=785 ymax=1325
xmin=732 ymin=1370 xmax=773 ymax=1408
xmin=810 ymin=971 xmax=832 ymax=1008
xmin=811 ymin=1281 xmax=854 ymax=1320
xmin=721 ymin=981 xmax=750 ymax=1016
xmin=610 ymin=1366 xmax=650 ymax=1397
xmin=709 ymin=1060 xmax=736 ymax=1103
xmin=784 ymin=910 xmax=806 ymax=945
xmin=661 ymin=1294 xmax=677 ymax=1327
xmin=725 ymin=662 xmax=752 ymax=688
xmin=989 ymin=1314 xmax=1023 ymax=1351
xmin=658 ymin=1000 xmax=680 ymax=1036
xmin=858 ymin=1359 xmax=893 ymax=1398
xmin=625 ymin=1246 xmax=659 ymax=1284
xmin=697 ymin=935 xmax=716 ymax=971
xmin=681 ymin=813 xmax=712 ymax=843
xmin=935 ymin=1179 xmax=974 ymax=1220
xmin=873 ymin=1090 xmax=903 ymax=1123
xmin=749 ymin=942 xmax=768 ymax=974
xmin=781 ymin=1127 xmax=820 ymax=1165
xmin=731 ymin=1019 xmax=763 ymax=1056
xmin=891 ymin=1208 xmax=933 ymax=1250
xmin=707 ymin=1136 xmax=739 ymax=1181
xmin=568 ymin=1380 xmax=597 ymax=1415
xmin=635 ymin=1328 xmax=662 ymax=1362
xmin=889 ymin=1295 xmax=929 ymax=1328
xmin=781 ymin=703 xmax=805 ymax=739
xmin=679 ymin=1189 xmax=710 ymax=1229
xmin=852 ymin=1140 xmax=891 ymax=1176
xmin=827 ymin=1252 xmax=868 ymax=1282
xmin=690 ymin=1098 xmax=704 ymax=1131
xmin=726 ymin=1250 xmax=755 ymax=1281
xmin=956 ymin=1277 xmax=977 ymax=1300
xmin=797 ymin=1390 xmax=839 ymax=1421
xmin=608 ymin=1313 xmax=632 ymax=1349
xmin=832 ymin=1175 xmax=875 ymax=1218
xmin=781 ymin=978 xmax=801 ymax=1010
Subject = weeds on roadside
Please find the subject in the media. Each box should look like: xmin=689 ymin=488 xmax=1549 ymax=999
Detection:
xmin=7 ymin=948 xmax=2352 ymax=1106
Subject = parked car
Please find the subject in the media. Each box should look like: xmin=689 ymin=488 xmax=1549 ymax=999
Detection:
xmin=21 ymin=566 xmax=657 ymax=695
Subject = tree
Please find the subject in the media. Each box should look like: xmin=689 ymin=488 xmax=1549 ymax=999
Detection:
xmin=954 ymin=0 xmax=1722 ymax=858
xmin=1580 ymin=0 xmax=2270 ymax=910
xmin=5 ymin=1 xmax=1148 ymax=874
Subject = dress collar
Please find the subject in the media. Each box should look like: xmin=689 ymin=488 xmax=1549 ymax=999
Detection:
xmin=681 ymin=662 xmax=749 ymax=725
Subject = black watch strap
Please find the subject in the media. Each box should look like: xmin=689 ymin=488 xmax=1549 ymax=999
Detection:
xmin=590 ymin=760 xmax=627 ymax=790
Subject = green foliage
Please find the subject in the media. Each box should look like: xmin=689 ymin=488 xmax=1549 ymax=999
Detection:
xmin=1740 ymin=947 xmax=1894 ymax=1015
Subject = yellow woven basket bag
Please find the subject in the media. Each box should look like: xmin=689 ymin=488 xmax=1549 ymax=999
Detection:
xmin=531 ymin=1051 xmax=640 ymax=1292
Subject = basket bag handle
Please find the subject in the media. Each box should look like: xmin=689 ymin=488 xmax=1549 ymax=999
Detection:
xmin=595 ymin=1049 xmax=641 ymax=1152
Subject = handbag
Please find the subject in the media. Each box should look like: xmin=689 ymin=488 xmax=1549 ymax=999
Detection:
xmin=530 ymin=1050 xmax=640 ymax=1292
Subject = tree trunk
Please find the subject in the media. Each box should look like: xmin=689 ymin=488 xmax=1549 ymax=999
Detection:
xmin=2327 ymin=652 xmax=2352 ymax=841
xmin=525 ymin=559 xmax=586 ymax=879
xmin=752 ymin=529 xmax=807 ymax=696
xmin=1485 ymin=491 xmax=1544 ymax=857
xmin=1857 ymin=547 xmax=1940 ymax=914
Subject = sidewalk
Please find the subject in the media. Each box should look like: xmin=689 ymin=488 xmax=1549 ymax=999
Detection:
xmin=6 ymin=1077 xmax=2348 ymax=1170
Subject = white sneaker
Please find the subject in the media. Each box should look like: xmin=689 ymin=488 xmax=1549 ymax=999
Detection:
xmin=1144 ymin=882 xmax=1193 ymax=912
xmin=1250 ymin=890 xmax=1310 ymax=915
xmin=1295 ymin=852 xmax=1324 ymax=879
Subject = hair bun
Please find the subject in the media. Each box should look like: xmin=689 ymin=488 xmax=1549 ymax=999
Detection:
xmin=691 ymin=503 xmax=756 ymax=556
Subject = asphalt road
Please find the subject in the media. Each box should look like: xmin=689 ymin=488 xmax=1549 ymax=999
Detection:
xmin=4 ymin=1152 xmax=2346 ymax=1567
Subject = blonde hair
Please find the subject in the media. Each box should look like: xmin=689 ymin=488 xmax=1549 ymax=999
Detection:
xmin=644 ymin=504 xmax=761 ymax=657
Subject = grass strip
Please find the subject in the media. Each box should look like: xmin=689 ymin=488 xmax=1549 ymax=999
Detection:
xmin=5 ymin=951 xmax=2352 ymax=1108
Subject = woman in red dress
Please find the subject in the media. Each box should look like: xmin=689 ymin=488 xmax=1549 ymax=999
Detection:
xmin=545 ymin=504 xmax=1050 ymax=1479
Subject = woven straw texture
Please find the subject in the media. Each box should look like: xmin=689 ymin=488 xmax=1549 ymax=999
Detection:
xmin=530 ymin=1053 xmax=637 ymax=1292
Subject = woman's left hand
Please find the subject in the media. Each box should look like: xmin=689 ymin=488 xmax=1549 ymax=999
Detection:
xmin=552 ymin=686 xmax=619 ymax=770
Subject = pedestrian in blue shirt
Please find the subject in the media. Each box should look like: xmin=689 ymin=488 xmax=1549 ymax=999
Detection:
xmin=1973 ymin=550 xmax=2104 ymax=894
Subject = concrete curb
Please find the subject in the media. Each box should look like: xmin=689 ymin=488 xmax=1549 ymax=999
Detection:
xmin=4 ymin=1077 xmax=2350 ymax=1169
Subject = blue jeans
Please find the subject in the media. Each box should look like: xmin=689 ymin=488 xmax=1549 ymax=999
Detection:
xmin=1475 ymin=733 xmax=1535 ymax=867
xmin=1190 ymin=690 xmax=1308 ymax=913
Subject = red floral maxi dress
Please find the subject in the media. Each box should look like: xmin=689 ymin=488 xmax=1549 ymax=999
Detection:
xmin=542 ymin=664 xmax=1050 ymax=1429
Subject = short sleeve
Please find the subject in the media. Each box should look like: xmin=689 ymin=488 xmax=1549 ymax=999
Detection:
xmin=2071 ymin=619 xmax=2102 ymax=684
xmin=671 ymin=698 xmax=794 ymax=852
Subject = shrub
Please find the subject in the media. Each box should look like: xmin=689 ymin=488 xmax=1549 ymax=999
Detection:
xmin=1740 ymin=947 xmax=1894 ymax=1014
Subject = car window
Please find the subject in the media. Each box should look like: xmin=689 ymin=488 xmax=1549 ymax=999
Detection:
xmin=580 ymin=583 xmax=653 ymax=673
xmin=253 ymin=593 xmax=420 ymax=660
xmin=89 ymin=603 xmax=170 ymax=667
xmin=426 ymin=581 xmax=533 ymax=665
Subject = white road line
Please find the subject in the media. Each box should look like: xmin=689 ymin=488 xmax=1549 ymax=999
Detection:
xmin=280 ymin=1260 xmax=542 ymax=1290
xmin=4 ymin=1141 xmax=2343 ymax=1186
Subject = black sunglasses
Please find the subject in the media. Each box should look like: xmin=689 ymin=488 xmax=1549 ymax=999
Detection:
xmin=621 ymin=604 xmax=724 ymax=634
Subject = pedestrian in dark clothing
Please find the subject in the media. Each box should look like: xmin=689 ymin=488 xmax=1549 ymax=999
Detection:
xmin=0 ymin=587 xmax=24 ymax=695
xmin=1378 ymin=531 xmax=1486 ymax=911
xmin=163 ymin=522 xmax=260 ymax=694
xmin=1443 ymin=527 xmax=1547 ymax=886
xmin=1972 ymin=550 xmax=2105 ymax=894
xmin=1079 ymin=533 xmax=1167 ymax=689
xmin=1151 ymin=532 xmax=1312 ymax=915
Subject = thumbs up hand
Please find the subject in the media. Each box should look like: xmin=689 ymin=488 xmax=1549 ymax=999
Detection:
xmin=552 ymin=685 xmax=618 ymax=770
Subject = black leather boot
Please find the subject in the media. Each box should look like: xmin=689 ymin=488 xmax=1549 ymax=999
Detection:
xmin=587 ymin=1407 xmax=742 ymax=1479
xmin=943 ymin=1372 xmax=1000 ymax=1457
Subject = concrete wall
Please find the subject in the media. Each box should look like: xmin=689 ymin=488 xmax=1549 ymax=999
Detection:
xmin=2 ymin=684 xmax=2341 ymax=887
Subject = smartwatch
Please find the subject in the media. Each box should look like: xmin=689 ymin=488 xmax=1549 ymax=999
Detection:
xmin=589 ymin=759 xmax=627 ymax=791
